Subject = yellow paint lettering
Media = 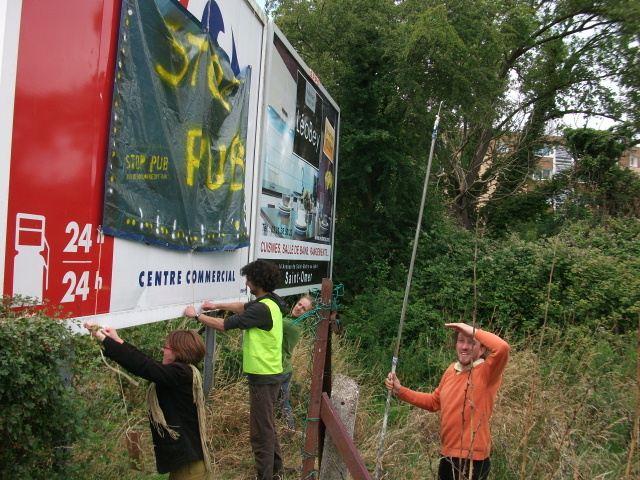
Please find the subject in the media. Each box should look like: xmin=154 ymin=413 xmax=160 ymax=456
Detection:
xmin=229 ymin=135 xmax=245 ymax=191
xmin=186 ymin=128 xmax=210 ymax=187
xmin=206 ymin=145 xmax=226 ymax=190
xmin=154 ymin=22 xmax=189 ymax=86
xmin=207 ymin=54 xmax=240 ymax=112
xmin=150 ymin=156 xmax=168 ymax=173
xmin=220 ymin=75 xmax=241 ymax=96
xmin=125 ymin=154 xmax=146 ymax=170
xmin=186 ymin=33 xmax=208 ymax=87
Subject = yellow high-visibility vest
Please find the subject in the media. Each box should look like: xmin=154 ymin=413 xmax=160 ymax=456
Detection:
xmin=243 ymin=297 xmax=283 ymax=375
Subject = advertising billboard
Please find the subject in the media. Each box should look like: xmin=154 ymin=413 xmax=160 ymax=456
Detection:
xmin=1 ymin=0 xmax=339 ymax=326
xmin=256 ymin=26 xmax=340 ymax=296
xmin=2 ymin=0 xmax=266 ymax=327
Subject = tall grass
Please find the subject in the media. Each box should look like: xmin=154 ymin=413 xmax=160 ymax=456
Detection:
xmin=73 ymin=321 xmax=638 ymax=479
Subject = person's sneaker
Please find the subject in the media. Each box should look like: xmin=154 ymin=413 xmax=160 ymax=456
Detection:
xmin=273 ymin=466 xmax=298 ymax=479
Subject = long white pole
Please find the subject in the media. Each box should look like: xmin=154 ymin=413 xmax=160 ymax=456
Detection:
xmin=373 ymin=103 xmax=442 ymax=480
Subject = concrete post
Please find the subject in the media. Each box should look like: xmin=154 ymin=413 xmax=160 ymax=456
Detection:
xmin=319 ymin=374 xmax=360 ymax=480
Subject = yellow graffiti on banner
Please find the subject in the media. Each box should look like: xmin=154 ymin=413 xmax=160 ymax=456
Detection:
xmin=186 ymin=33 xmax=207 ymax=87
xmin=153 ymin=21 xmax=240 ymax=113
xmin=186 ymin=127 xmax=210 ymax=187
xmin=154 ymin=21 xmax=189 ymax=85
xmin=207 ymin=143 xmax=225 ymax=190
xmin=187 ymin=128 xmax=246 ymax=192
xmin=229 ymin=134 xmax=245 ymax=191
xmin=205 ymin=134 xmax=245 ymax=191
xmin=207 ymin=54 xmax=240 ymax=112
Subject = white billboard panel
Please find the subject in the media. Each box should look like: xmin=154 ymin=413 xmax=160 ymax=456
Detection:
xmin=3 ymin=0 xmax=267 ymax=327
xmin=255 ymin=24 xmax=340 ymax=296
xmin=2 ymin=0 xmax=338 ymax=326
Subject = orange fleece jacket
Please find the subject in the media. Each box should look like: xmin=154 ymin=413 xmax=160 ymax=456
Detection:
xmin=397 ymin=330 xmax=510 ymax=461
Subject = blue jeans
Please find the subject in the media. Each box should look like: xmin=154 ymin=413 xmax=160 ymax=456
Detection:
xmin=277 ymin=371 xmax=295 ymax=429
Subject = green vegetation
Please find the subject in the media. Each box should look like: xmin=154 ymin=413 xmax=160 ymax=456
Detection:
xmin=3 ymin=0 xmax=640 ymax=478
xmin=268 ymin=0 xmax=640 ymax=234
xmin=343 ymin=218 xmax=640 ymax=384
xmin=2 ymin=215 xmax=638 ymax=478
xmin=0 ymin=299 xmax=90 ymax=479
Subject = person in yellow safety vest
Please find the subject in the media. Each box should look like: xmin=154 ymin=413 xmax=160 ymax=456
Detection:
xmin=185 ymin=260 xmax=288 ymax=480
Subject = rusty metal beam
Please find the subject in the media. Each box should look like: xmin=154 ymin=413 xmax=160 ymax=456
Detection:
xmin=320 ymin=392 xmax=373 ymax=480
xmin=300 ymin=278 xmax=372 ymax=480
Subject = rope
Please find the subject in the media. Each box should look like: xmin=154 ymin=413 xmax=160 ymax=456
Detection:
xmin=98 ymin=349 xmax=140 ymax=386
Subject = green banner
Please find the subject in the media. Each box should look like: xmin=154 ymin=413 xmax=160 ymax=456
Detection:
xmin=103 ymin=0 xmax=250 ymax=251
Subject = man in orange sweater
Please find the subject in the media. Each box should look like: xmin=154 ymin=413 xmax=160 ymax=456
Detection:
xmin=385 ymin=323 xmax=510 ymax=480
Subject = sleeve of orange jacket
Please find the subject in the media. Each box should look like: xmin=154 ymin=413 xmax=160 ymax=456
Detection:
xmin=475 ymin=329 xmax=510 ymax=384
xmin=395 ymin=370 xmax=447 ymax=412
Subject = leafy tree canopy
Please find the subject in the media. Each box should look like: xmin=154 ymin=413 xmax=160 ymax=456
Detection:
xmin=267 ymin=0 xmax=640 ymax=296
xmin=268 ymin=0 xmax=640 ymax=226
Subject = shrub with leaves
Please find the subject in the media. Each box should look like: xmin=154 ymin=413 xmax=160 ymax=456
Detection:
xmin=0 ymin=297 xmax=89 ymax=479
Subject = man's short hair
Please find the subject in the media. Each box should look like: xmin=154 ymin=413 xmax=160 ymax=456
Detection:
xmin=240 ymin=260 xmax=280 ymax=293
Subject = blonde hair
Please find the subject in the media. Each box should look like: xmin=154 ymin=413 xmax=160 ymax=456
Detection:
xmin=290 ymin=293 xmax=314 ymax=317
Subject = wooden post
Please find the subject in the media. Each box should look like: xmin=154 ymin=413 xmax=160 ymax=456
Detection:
xmin=126 ymin=429 xmax=144 ymax=471
xmin=301 ymin=279 xmax=373 ymax=480
xmin=301 ymin=278 xmax=333 ymax=478
xmin=203 ymin=325 xmax=216 ymax=398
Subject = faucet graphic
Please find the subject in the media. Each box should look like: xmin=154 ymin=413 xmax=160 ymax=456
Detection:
xmin=13 ymin=213 xmax=50 ymax=304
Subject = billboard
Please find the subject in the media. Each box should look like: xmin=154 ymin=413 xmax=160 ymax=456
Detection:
xmin=256 ymin=26 xmax=340 ymax=296
xmin=1 ymin=0 xmax=338 ymax=326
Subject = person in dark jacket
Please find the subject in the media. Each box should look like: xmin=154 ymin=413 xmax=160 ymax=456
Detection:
xmin=84 ymin=321 xmax=213 ymax=480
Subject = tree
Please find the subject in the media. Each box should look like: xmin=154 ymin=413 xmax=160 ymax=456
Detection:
xmin=555 ymin=127 xmax=640 ymax=218
xmin=269 ymin=0 xmax=640 ymax=234
xmin=267 ymin=0 xmax=443 ymax=292
xmin=398 ymin=0 xmax=640 ymax=229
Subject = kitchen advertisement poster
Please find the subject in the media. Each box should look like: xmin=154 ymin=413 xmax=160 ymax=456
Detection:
xmin=257 ymin=28 xmax=339 ymax=296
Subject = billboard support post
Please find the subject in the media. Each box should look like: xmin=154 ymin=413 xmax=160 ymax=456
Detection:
xmin=203 ymin=325 xmax=217 ymax=398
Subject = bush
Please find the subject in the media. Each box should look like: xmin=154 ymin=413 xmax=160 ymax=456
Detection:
xmin=0 ymin=297 xmax=90 ymax=479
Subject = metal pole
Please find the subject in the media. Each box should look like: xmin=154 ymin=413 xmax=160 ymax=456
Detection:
xmin=203 ymin=327 xmax=216 ymax=397
xmin=202 ymin=311 xmax=220 ymax=399
xmin=373 ymin=103 xmax=442 ymax=480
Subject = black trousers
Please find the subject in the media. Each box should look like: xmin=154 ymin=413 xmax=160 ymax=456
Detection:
xmin=437 ymin=456 xmax=491 ymax=480
xmin=249 ymin=383 xmax=283 ymax=480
